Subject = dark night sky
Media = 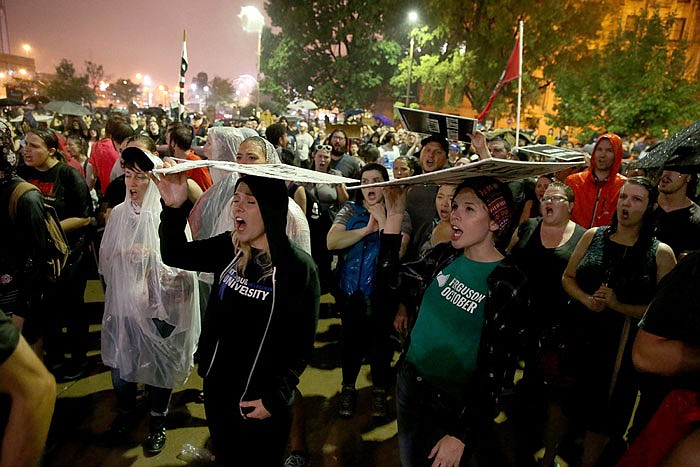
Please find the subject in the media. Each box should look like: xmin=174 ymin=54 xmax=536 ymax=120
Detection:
xmin=6 ymin=0 xmax=269 ymax=90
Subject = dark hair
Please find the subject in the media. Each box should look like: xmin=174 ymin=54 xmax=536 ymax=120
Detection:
xmin=394 ymin=155 xmax=415 ymax=173
xmin=105 ymin=115 xmax=134 ymax=144
xmin=167 ymin=122 xmax=194 ymax=150
xmin=265 ymin=123 xmax=287 ymax=148
xmin=488 ymin=136 xmax=511 ymax=153
xmin=381 ymin=132 xmax=395 ymax=146
xmin=609 ymin=176 xmax=658 ymax=248
xmin=27 ymin=128 xmax=65 ymax=163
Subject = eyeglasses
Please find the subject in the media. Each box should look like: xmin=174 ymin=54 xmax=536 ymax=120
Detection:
xmin=315 ymin=144 xmax=332 ymax=152
xmin=540 ymin=195 xmax=569 ymax=204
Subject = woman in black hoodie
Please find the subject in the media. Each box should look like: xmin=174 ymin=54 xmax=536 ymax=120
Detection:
xmin=156 ymin=172 xmax=320 ymax=465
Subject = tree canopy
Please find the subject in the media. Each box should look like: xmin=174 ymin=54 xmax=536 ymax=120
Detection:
xmin=45 ymin=59 xmax=92 ymax=103
xmin=262 ymin=0 xmax=405 ymax=109
xmin=548 ymin=10 xmax=700 ymax=139
xmin=391 ymin=0 xmax=606 ymax=117
xmin=109 ymin=78 xmax=140 ymax=106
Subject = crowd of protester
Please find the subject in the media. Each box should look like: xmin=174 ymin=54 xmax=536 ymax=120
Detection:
xmin=1 ymin=102 xmax=700 ymax=467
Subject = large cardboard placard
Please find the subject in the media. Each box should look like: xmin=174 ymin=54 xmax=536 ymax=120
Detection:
xmin=514 ymin=144 xmax=586 ymax=162
xmin=395 ymin=106 xmax=478 ymax=143
xmin=348 ymin=158 xmax=582 ymax=189
xmin=153 ymin=159 xmax=359 ymax=185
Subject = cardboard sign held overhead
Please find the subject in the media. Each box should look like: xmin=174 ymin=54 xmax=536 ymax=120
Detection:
xmin=395 ymin=106 xmax=478 ymax=144
xmin=514 ymin=144 xmax=586 ymax=162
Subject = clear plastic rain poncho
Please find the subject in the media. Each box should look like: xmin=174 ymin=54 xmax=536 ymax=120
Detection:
xmin=188 ymin=127 xmax=249 ymax=240
xmin=193 ymin=132 xmax=312 ymax=254
xmin=99 ymin=177 xmax=200 ymax=388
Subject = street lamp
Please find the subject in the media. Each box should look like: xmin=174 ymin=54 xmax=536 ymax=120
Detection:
xmin=239 ymin=6 xmax=265 ymax=117
xmin=21 ymin=43 xmax=31 ymax=56
xmin=405 ymin=11 xmax=418 ymax=106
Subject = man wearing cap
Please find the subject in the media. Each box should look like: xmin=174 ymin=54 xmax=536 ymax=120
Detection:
xmin=447 ymin=142 xmax=462 ymax=167
xmin=405 ymin=135 xmax=450 ymax=258
xmin=654 ymin=146 xmax=700 ymax=260
xmin=328 ymin=129 xmax=361 ymax=180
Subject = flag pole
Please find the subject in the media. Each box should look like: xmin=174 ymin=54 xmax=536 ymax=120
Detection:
xmin=514 ymin=20 xmax=523 ymax=148
xmin=178 ymin=29 xmax=188 ymax=122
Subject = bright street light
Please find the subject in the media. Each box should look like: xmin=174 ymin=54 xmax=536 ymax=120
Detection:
xmin=405 ymin=11 xmax=419 ymax=106
xmin=239 ymin=6 xmax=265 ymax=116
xmin=21 ymin=43 xmax=31 ymax=55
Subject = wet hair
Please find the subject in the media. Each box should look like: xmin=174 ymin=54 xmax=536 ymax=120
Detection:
xmin=393 ymin=155 xmax=415 ymax=174
xmin=609 ymin=176 xmax=658 ymax=248
xmin=381 ymin=132 xmax=396 ymax=145
xmin=241 ymin=135 xmax=268 ymax=159
xmin=27 ymin=128 xmax=65 ymax=162
xmin=545 ymin=180 xmax=575 ymax=202
xmin=167 ymin=122 xmax=194 ymax=150
xmin=355 ymin=162 xmax=389 ymax=203
xmin=105 ymin=115 xmax=134 ymax=144
xmin=265 ymin=122 xmax=287 ymax=148
xmin=123 ymin=134 xmax=157 ymax=154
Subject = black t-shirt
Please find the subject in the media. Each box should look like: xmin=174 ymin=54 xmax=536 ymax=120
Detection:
xmin=104 ymin=174 xmax=126 ymax=209
xmin=654 ymin=203 xmax=700 ymax=259
xmin=640 ymin=251 xmax=700 ymax=344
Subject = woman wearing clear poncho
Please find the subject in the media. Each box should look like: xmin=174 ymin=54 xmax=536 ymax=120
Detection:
xmin=99 ymin=146 xmax=200 ymax=454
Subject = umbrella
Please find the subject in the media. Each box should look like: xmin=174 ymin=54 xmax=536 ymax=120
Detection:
xmin=344 ymin=108 xmax=364 ymax=117
xmin=43 ymin=100 xmax=91 ymax=116
xmin=24 ymin=95 xmax=51 ymax=106
xmin=0 ymin=98 xmax=24 ymax=107
xmin=635 ymin=120 xmax=700 ymax=169
xmin=287 ymin=99 xmax=318 ymax=111
xmin=10 ymin=114 xmax=52 ymax=123
xmin=373 ymin=113 xmax=394 ymax=126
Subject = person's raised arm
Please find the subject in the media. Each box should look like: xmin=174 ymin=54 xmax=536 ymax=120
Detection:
xmin=151 ymin=160 xmax=189 ymax=208
xmin=0 ymin=333 xmax=56 ymax=467
xmin=468 ymin=130 xmax=491 ymax=160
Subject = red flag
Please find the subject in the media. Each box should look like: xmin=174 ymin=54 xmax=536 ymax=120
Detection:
xmin=477 ymin=36 xmax=521 ymax=122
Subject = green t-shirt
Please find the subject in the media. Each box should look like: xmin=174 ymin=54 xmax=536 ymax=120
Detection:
xmin=406 ymin=255 xmax=500 ymax=398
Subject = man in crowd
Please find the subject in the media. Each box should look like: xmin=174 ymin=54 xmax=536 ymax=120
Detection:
xmin=628 ymin=250 xmax=700 ymax=465
xmin=88 ymin=115 xmax=133 ymax=195
xmin=328 ymin=129 xmax=361 ymax=179
xmin=565 ymin=133 xmax=627 ymax=228
xmin=295 ymin=121 xmax=315 ymax=168
xmin=166 ymin=122 xmax=212 ymax=192
xmin=654 ymin=145 xmax=700 ymax=260
xmin=405 ymin=135 xmax=449 ymax=257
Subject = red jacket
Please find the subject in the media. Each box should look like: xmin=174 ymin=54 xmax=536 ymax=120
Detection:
xmin=565 ymin=134 xmax=627 ymax=228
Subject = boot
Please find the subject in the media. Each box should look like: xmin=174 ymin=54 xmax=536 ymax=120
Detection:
xmin=143 ymin=415 xmax=166 ymax=454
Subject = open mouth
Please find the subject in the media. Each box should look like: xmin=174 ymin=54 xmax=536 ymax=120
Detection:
xmin=620 ymin=208 xmax=629 ymax=220
xmin=545 ymin=206 xmax=554 ymax=215
xmin=451 ymin=225 xmax=463 ymax=241
xmin=235 ymin=217 xmax=247 ymax=231
xmin=439 ymin=209 xmax=450 ymax=219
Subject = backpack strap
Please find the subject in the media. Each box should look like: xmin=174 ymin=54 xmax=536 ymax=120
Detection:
xmin=9 ymin=182 xmax=40 ymax=222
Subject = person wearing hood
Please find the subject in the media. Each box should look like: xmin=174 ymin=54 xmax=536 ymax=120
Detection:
xmin=565 ymin=133 xmax=627 ymax=228
xmin=156 ymin=170 xmax=320 ymax=466
xmin=99 ymin=146 xmax=200 ymax=454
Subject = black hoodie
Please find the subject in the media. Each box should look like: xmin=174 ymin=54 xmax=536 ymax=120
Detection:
xmin=160 ymin=175 xmax=320 ymax=415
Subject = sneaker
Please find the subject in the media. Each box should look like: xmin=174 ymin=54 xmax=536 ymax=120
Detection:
xmin=337 ymin=385 xmax=356 ymax=418
xmin=371 ymin=388 xmax=388 ymax=418
xmin=284 ymin=451 xmax=310 ymax=467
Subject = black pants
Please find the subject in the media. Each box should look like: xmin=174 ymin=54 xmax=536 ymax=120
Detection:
xmin=339 ymin=291 xmax=393 ymax=389
xmin=203 ymin=376 xmax=293 ymax=466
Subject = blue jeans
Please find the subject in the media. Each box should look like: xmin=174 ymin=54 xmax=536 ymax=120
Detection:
xmin=396 ymin=361 xmax=471 ymax=467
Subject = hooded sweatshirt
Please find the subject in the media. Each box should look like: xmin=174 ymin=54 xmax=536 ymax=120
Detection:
xmin=160 ymin=175 xmax=320 ymax=415
xmin=566 ymin=133 xmax=627 ymax=228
